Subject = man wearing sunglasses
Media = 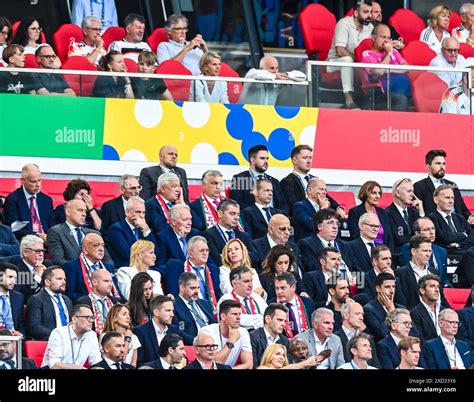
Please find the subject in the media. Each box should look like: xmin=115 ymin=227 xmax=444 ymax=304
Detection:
xmin=429 ymin=36 xmax=466 ymax=88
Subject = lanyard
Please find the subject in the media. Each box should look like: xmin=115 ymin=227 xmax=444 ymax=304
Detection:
xmin=69 ymin=325 xmax=84 ymax=365
xmin=90 ymin=0 xmax=105 ymax=23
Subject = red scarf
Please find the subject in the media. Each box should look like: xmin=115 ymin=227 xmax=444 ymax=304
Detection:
xmin=230 ymin=292 xmax=261 ymax=314
xmin=200 ymin=193 xmax=245 ymax=231
xmin=184 ymin=260 xmax=217 ymax=309
xmin=79 ymin=254 xmax=120 ymax=298
xmin=89 ymin=293 xmax=114 ymax=334
xmin=278 ymin=295 xmax=310 ymax=339
xmin=155 ymin=194 xmax=171 ymax=223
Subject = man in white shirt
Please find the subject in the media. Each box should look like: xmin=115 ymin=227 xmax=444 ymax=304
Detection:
xmin=68 ymin=16 xmax=106 ymax=65
xmin=440 ymin=57 xmax=474 ymax=115
xmin=349 ymin=212 xmax=382 ymax=273
xmin=429 ymin=37 xmax=466 ymax=88
xmin=337 ymin=333 xmax=378 ymax=369
xmin=42 ymin=304 xmax=101 ymax=369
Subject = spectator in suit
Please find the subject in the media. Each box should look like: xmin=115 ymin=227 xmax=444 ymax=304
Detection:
xmin=376 ymin=308 xmax=413 ymax=369
xmin=293 ymin=177 xmax=345 ymax=241
xmin=3 ymin=163 xmax=55 ymax=241
xmin=399 ymin=217 xmax=450 ymax=287
xmin=27 ymin=266 xmax=72 ymax=340
xmin=458 ymin=297 xmax=474 ymax=349
xmin=229 ymin=144 xmax=288 ymax=213
xmin=185 ymin=333 xmax=232 ymax=369
xmin=410 ymin=274 xmax=443 ymax=344
xmin=116 ymin=240 xmax=163 ymax=301
xmin=396 ymin=336 xmax=423 ymax=369
xmin=0 ymin=261 xmax=24 ymax=336
xmin=386 ymin=178 xmax=424 ymax=252
xmin=53 ymin=179 xmax=102 ymax=231
xmin=414 ymin=149 xmax=473 ymax=222
xmin=141 ymin=333 xmax=186 ymax=369
xmin=145 ymin=172 xmax=184 ymax=237
xmin=337 ymin=333 xmax=378 ymax=369
xmin=100 ymin=174 xmax=141 ymax=234
xmin=219 ymin=238 xmax=263 ymax=297
xmin=202 ymin=199 xmax=251 ymax=266
xmin=272 ymin=272 xmax=314 ymax=339
xmin=47 ymin=199 xmax=113 ymax=268
xmin=199 ymin=299 xmax=253 ymax=369
xmin=190 ymin=170 xmax=225 ymax=232
xmin=134 ymin=295 xmax=193 ymax=366
xmin=242 ymin=179 xmax=286 ymax=240
xmin=172 ymin=272 xmax=215 ymax=339
xmin=106 ymin=196 xmax=156 ymax=268
xmin=218 ymin=267 xmax=267 ymax=330
xmin=326 ymin=277 xmax=351 ymax=331
xmin=294 ymin=307 xmax=345 ymax=369
xmin=421 ymin=308 xmax=472 ymax=369
xmin=90 ymin=332 xmax=135 ymax=370
xmin=156 ymin=204 xmax=199 ymax=265
xmin=299 ymin=208 xmax=360 ymax=273
xmin=0 ymin=224 xmax=19 ymax=258
xmin=127 ymin=272 xmax=154 ymax=327
xmin=0 ymin=329 xmax=36 ymax=369
xmin=139 ymin=145 xmax=189 ymax=203
xmin=63 ymin=232 xmax=117 ymax=301
xmin=348 ymin=181 xmax=394 ymax=250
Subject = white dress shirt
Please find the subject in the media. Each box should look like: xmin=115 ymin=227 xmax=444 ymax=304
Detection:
xmin=263 ymin=327 xmax=280 ymax=345
xmin=313 ymin=332 xmax=330 ymax=369
xmin=255 ymin=202 xmax=271 ymax=224
xmin=441 ymin=336 xmax=465 ymax=369
xmin=45 ymin=288 xmax=69 ymax=328
xmin=421 ymin=299 xmax=441 ymax=335
xmin=22 ymin=260 xmax=42 ymax=285
xmin=152 ymin=320 xmax=168 ymax=346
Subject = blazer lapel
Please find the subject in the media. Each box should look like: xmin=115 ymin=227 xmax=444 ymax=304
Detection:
xmin=172 ymin=232 xmax=185 ymax=260
xmin=61 ymin=223 xmax=81 ymax=252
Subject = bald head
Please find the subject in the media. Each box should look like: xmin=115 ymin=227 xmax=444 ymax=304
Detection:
xmin=82 ymin=232 xmax=105 ymax=263
xmin=21 ymin=163 xmax=42 ymax=195
xmin=91 ymin=267 xmax=113 ymax=296
xmin=65 ymin=199 xmax=87 ymax=226
xmin=268 ymin=214 xmax=291 ymax=244
xmin=159 ymin=145 xmax=178 ymax=169
xmin=260 ymin=56 xmax=279 ymax=74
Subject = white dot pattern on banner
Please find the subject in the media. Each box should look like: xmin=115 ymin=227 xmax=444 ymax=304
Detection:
xmin=121 ymin=149 xmax=148 ymax=161
xmin=190 ymin=143 xmax=218 ymax=164
xmin=299 ymin=125 xmax=317 ymax=146
xmin=134 ymin=100 xmax=163 ymax=128
xmin=182 ymin=102 xmax=211 ymax=128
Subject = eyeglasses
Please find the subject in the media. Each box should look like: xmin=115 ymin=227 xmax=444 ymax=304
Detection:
xmin=86 ymin=27 xmax=102 ymax=32
xmin=441 ymin=319 xmax=459 ymax=326
xmin=171 ymin=27 xmax=188 ymax=32
xmin=276 ymin=226 xmax=293 ymax=232
xmin=39 ymin=54 xmax=57 ymax=59
xmin=396 ymin=320 xmax=413 ymax=327
xmin=363 ymin=223 xmax=381 ymax=230
xmin=394 ymin=177 xmax=412 ymax=191
xmin=124 ymin=185 xmax=143 ymax=191
xmin=75 ymin=315 xmax=95 ymax=322
xmin=195 ymin=344 xmax=218 ymax=351
xmin=25 ymin=248 xmax=45 ymax=254
xmin=30 ymin=27 xmax=42 ymax=32
xmin=0 ymin=31 xmax=8 ymax=36
xmin=443 ymin=48 xmax=459 ymax=54
xmin=324 ymin=219 xmax=341 ymax=227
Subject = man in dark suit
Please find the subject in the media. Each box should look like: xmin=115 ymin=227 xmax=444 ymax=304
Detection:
xmin=172 ymin=272 xmax=215 ymax=339
xmin=0 ymin=262 xmax=25 ymax=336
xmin=458 ymin=302 xmax=474 ymax=349
xmin=298 ymin=209 xmax=360 ymax=273
xmin=105 ymin=196 xmax=156 ymax=268
xmin=421 ymin=308 xmax=473 ymax=369
xmin=414 ymin=149 xmax=473 ymax=222
xmin=99 ymin=174 xmax=141 ymax=234
xmin=185 ymin=333 xmax=232 ymax=369
xmin=3 ymin=163 xmax=56 ymax=241
xmin=133 ymin=295 xmax=193 ymax=366
xmin=63 ymin=233 xmax=116 ymax=302
xmin=47 ymin=199 xmax=114 ymax=268
xmin=202 ymin=199 xmax=251 ymax=266
xmin=27 ymin=266 xmax=73 ymax=340
xmin=139 ymin=145 xmax=189 ymax=203
xmin=0 ymin=224 xmax=19 ymax=258
xmin=229 ymin=144 xmax=288 ymax=213
xmin=141 ymin=333 xmax=186 ymax=369
xmin=385 ymin=178 xmax=423 ymax=252
xmin=242 ymin=179 xmax=286 ymax=240
xmin=0 ymin=329 xmax=36 ymax=369
xmin=145 ymin=171 xmax=183 ymax=237
xmin=250 ymin=303 xmax=290 ymax=368
xmin=157 ymin=204 xmax=200 ymax=265
xmin=90 ymin=332 xmax=135 ymax=369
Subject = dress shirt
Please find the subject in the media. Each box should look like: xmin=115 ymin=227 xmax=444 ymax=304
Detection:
xmin=126 ymin=219 xmax=151 ymax=238
xmin=218 ymin=292 xmax=266 ymax=329
xmin=179 ymin=295 xmax=208 ymax=328
xmin=421 ymin=299 xmax=441 ymax=335
xmin=255 ymin=202 xmax=272 ymax=224
xmin=263 ymin=327 xmax=280 ymax=345
xmin=45 ymin=287 xmax=69 ymax=328
xmin=409 ymin=261 xmax=430 ymax=282
xmin=313 ymin=332 xmax=330 ymax=369
xmin=429 ymin=175 xmax=445 ymax=189
xmin=152 ymin=320 xmax=168 ymax=346
xmin=441 ymin=336 xmax=465 ymax=369
xmin=390 ymin=333 xmax=402 ymax=346
xmin=22 ymin=259 xmax=42 ymax=285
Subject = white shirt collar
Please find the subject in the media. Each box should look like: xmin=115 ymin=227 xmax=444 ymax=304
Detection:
xmin=104 ymin=356 xmax=120 ymax=369
xmin=22 ymin=186 xmax=36 ymax=201
xmin=263 ymin=327 xmax=280 ymax=344
xmin=394 ymin=201 xmax=407 ymax=216
xmin=267 ymin=234 xmax=277 ymax=248
xmin=390 ymin=333 xmax=402 ymax=345
xmin=152 ymin=319 xmax=168 ymax=335
xmin=440 ymin=335 xmax=456 ymax=347
xmin=160 ymin=358 xmax=172 ymax=369
xmin=22 ymin=259 xmax=36 ymax=273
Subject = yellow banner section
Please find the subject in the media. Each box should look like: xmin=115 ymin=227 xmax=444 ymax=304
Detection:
xmin=103 ymin=99 xmax=318 ymax=167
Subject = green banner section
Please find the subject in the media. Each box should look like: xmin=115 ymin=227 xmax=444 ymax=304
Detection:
xmin=0 ymin=94 xmax=105 ymax=159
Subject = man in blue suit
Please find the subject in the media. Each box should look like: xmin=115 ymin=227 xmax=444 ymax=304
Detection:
xmin=458 ymin=302 xmax=474 ymax=349
xmin=0 ymin=262 xmax=25 ymax=336
xmin=157 ymin=204 xmax=199 ymax=265
xmin=421 ymin=308 xmax=473 ymax=369
xmin=172 ymin=272 xmax=215 ymax=339
xmin=105 ymin=196 xmax=156 ymax=268
xmin=134 ymin=295 xmax=193 ymax=366
xmin=3 ymin=164 xmax=55 ymax=241
xmin=0 ymin=224 xmax=20 ymax=258
xmin=140 ymin=333 xmax=186 ymax=369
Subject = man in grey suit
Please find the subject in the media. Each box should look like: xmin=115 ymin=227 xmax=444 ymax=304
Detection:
xmin=46 ymin=199 xmax=113 ymax=268
xmin=294 ymin=307 xmax=345 ymax=369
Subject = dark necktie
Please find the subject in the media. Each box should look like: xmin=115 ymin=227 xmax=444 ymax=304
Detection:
xmin=402 ymin=209 xmax=411 ymax=234
xmin=243 ymin=297 xmax=252 ymax=314
xmin=367 ymin=242 xmax=375 ymax=250
xmin=194 ymin=267 xmax=207 ymax=297
xmin=262 ymin=207 xmax=272 ymax=222
xmin=75 ymin=227 xmax=83 ymax=246
xmin=114 ymin=362 xmax=122 ymax=370
xmin=304 ymin=175 xmax=311 ymax=183
xmin=99 ymin=299 xmax=108 ymax=320
xmin=285 ymin=302 xmax=299 ymax=334
xmin=225 ymin=230 xmax=234 ymax=241
xmin=54 ymin=294 xmax=68 ymax=326
xmin=189 ymin=301 xmax=207 ymax=328
xmin=257 ymin=174 xmax=264 ymax=180
xmin=327 ymin=242 xmax=333 ymax=248
xmin=169 ymin=366 xmax=176 ymax=370
xmin=133 ymin=227 xmax=140 ymax=240
xmin=446 ymin=214 xmax=457 ymax=232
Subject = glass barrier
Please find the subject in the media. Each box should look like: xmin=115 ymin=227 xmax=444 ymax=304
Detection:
xmin=307 ymin=60 xmax=472 ymax=113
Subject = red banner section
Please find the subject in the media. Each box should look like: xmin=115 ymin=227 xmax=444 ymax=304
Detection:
xmin=314 ymin=109 xmax=474 ymax=174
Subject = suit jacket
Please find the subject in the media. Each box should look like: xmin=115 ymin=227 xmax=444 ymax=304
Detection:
xmin=303 ymin=269 xmax=330 ymax=308
xmin=385 ymin=203 xmax=420 ymax=251
xmin=376 ymin=334 xmax=400 ymax=369
xmin=202 ymin=225 xmax=251 ymax=266
xmin=414 ymin=177 xmax=471 ymax=220
xmin=363 ymin=299 xmax=406 ymax=341
xmin=267 ymin=296 xmax=315 ymax=338
xmin=185 ymin=360 xmax=231 ymax=369
xmin=293 ymin=330 xmax=345 ymax=369
xmin=145 ymin=195 xmax=173 ymax=237
xmin=458 ymin=307 xmax=474 ymax=349
xmin=249 ymin=327 xmax=290 ymax=368
xmin=172 ymin=296 xmax=216 ymax=338
xmin=89 ymin=360 xmax=135 ymax=370
xmin=63 ymin=258 xmax=115 ymax=302
xmin=11 ymin=255 xmax=52 ymax=302
xmin=410 ymin=302 xmax=439 ymax=344
xmin=4 ymin=290 xmax=25 ymax=335
xmin=105 ymin=220 xmax=157 ymax=268
xmin=139 ymin=165 xmax=189 ymax=203
xmin=428 ymin=210 xmax=474 ymax=249
xmin=156 ymin=226 xmax=200 ymax=265
xmin=46 ymin=223 xmax=114 ymax=268
xmin=241 ymin=205 xmax=286 ymax=240
xmin=348 ymin=204 xmax=394 ymax=251
xmin=3 ymin=187 xmax=56 ymax=240
xmin=0 ymin=357 xmax=37 ymax=370
xmin=26 ymin=288 xmax=73 ymax=340
xmin=99 ymin=196 xmax=126 ymax=234
xmin=229 ymin=170 xmax=289 ymax=214
xmin=74 ymin=293 xmax=121 ymax=332
xmin=0 ymin=224 xmax=20 ymax=257
xmin=157 ymin=259 xmax=221 ymax=300
xmin=359 ymin=268 xmax=407 ymax=306
xmin=280 ymin=173 xmax=341 ymax=217
xmin=334 ymin=327 xmax=380 ymax=368
xmin=421 ymin=336 xmax=472 ymax=369
xmin=348 ymin=237 xmax=374 ymax=273
xmin=456 ymin=248 xmax=474 ymax=288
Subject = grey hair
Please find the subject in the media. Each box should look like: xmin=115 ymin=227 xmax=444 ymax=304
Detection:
xmin=311 ymin=307 xmax=334 ymax=323
xmin=187 ymin=235 xmax=207 ymax=251
xmin=460 ymin=3 xmax=473 ymax=16
xmin=20 ymin=234 xmax=44 ymax=255
xmin=384 ymin=308 xmax=411 ymax=328
xmin=164 ymin=14 xmax=188 ymax=31
xmin=202 ymin=170 xmax=223 ymax=183
xmin=341 ymin=302 xmax=353 ymax=318
xmin=169 ymin=203 xmax=190 ymax=220
xmin=157 ymin=172 xmax=180 ymax=191
xmin=441 ymin=36 xmax=459 ymax=48
xmin=126 ymin=196 xmax=145 ymax=210
xmin=439 ymin=308 xmax=457 ymax=321
xmin=21 ymin=163 xmax=40 ymax=178
xmin=433 ymin=183 xmax=454 ymax=198
xmin=179 ymin=271 xmax=199 ymax=286
xmin=82 ymin=15 xmax=101 ymax=29
xmin=358 ymin=212 xmax=378 ymax=228
xmin=119 ymin=174 xmax=138 ymax=189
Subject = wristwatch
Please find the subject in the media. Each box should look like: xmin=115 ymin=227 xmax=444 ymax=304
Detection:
xmin=225 ymin=341 xmax=234 ymax=349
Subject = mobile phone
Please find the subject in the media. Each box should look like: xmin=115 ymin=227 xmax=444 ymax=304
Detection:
xmin=317 ymin=349 xmax=332 ymax=358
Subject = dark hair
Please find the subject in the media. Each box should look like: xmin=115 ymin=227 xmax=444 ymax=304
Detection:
xmin=248 ymin=144 xmax=268 ymax=161
xmin=42 ymin=265 xmax=64 ymax=282
xmin=71 ymin=304 xmax=92 ymax=319
xmin=11 ymin=17 xmax=41 ymax=47
xmin=261 ymin=245 xmax=296 ymax=283
xmin=274 ymin=272 xmax=297 ymax=287
xmin=101 ymin=331 xmax=123 ymax=347
xmin=2 ymin=44 xmax=23 ymax=64
xmin=219 ymin=299 xmax=241 ymax=317
xmin=358 ymin=181 xmax=382 ymax=202
xmin=313 ymin=208 xmax=338 ymax=233
xmin=124 ymin=13 xmax=145 ymax=27
xmin=255 ymin=178 xmax=272 ymax=191
xmin=353 ymin=0 xmax=372 ymax=10
xmin=317 ymin=246 xmax=340 ymax=262
xmin=63 ymin=179 xmax=91 ymax=201
xmin=326 ymin=274 xmax=347 ymax=292
xmin=0 ymin=261 xmax=18 ymax=274
xmin=290 ymin=144 xmax=312 ymax=159
xmin=0 ymin=17 xmax=12 ymax=42
xmin=178 ymin=271 xmax=198 ymax=286
xmin=264 ymin=303 xmax=288 ymax=319
xmin=218 ymin=198 xmax=239 ymax=213
xmin=347 ymin=332 xmax=371 ymax=358
xmin=425 ymin=149 xmax=446 ymax=165
xmin=158 ymin=333 xmax=183 ymax=357
xmin=150 ymin=295 xmax=173 ymax=311
xmin=98 ymin=50 xmax=121 ymax=71
xmin=127 ymin=272 xmax=153 ymax=327
xmin=371 ymin=245 xmax=390 ymax=260
xmin=409 ymin=234 xmax=431 ymax=250
xmin=413 ymin=217 xmax=434 ymax=233
xmin=375 ymin=272 xmax=395 ymax=288
xmin=229 ymin=266 xmax=252 ymax=283
xmin=417 ymin=273 xmax=440 ymax=290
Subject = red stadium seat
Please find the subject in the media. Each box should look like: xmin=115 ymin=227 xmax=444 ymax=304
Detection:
xmin=53 ymin=23 xmax=83 ymax=64
xmin=102 ymin=26 xmax=125 ymax=50
xmin=329 ymin=191 xmax=356 ymax=210
xmin=155 ymin=60 xmax=192 ymax=101
xmin=459 ymin=43 xmax=474 ymax=58
xmin=219 ymin=62 xmax=242 ymax=104
xmin=124 ymin=58 xmax=138 ymax=73
xmin=377 ymin=193 xmax=393 ymax=209
xmin=463 ymin=196 xmax=474 ymax=214
xmin=184 ymin=346 xmax=197 ymax=363
xmin=0 ymin=178 xmax=21 ymax=197
xmin=443 ymin=288 xmax=471 ymax=310
xmin=25 ymin=341 xmax=48 ymax=368
xmin=410 ymin=71 xmax=447 ymax=113
xmin=401 ymin=40 xmax=436 ymax=66
xmin=388 ymin=9 xmax=425 ymax=45
xmin=147 ymin=27 xmax=168 ymax=53
xmin=345 ymin=9 xmax=354 ymax=17
xmin=188 ymin=185 xmax=202 ymax=202
xmin=449 ymin=11 xmax=462 ymax=33
xmin=24 ymin=54 xmax=38 ymax=68
xmin=61 ymin=56 xmax=98 ymax=97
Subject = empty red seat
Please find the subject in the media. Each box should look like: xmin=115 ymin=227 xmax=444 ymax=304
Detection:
xmin=410 ymin=71 xmax=448 ymax=113
xmin=24 ymin=54 xmax=38 ymax=68
xmin=188 ymin=185 xmax=202 ymax=203
xmin=401 ymin=40 xmax=436 ymax=66
xmin=377 ymin=193 xmax=393 ymax=209
xmin=388 ymin=9 xmax=426 ymax=45
xmin=459 ymin=42 xmax=474 ymax=58
xmin=219 ymin=61 xmax=242 ymax=104
xmin=124 ymin=58 xmax=138 ymax=73
xmin=449 ymin=11 xmax=462 ymax=33
xmin=463 ymin=196 xmax=474 ymax=214
xmin=444 ymin=288 xmax=471 ymax=310
xmin=155 ymin=60 xmax=192 ymax=101
xmin=102 ymin=26 xmax=125 ymax=50
xmin=147 ymin=27 xmax=168 ymax=53
xmin=329 ymin=192 xmax=356 ymax=210
xmin=61 ymin=56 xmax=98 ymax=97
xmin=184 ymin=345 xmax=197 ymax=363
xmin=25 ymin=341 xmax=48 ymax=368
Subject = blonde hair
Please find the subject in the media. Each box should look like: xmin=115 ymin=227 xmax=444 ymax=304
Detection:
xmin=258 ymin=344 xmax=289 ymax=368
xmin=221 ymin=239 xmax=252 ymax=269
xmin=428 ymin=5 xmax=451 ymax=28
xmin=199 ymin=51 xmax=221 ymax=75
xmin=130 ymin=240 xmax=155 ymax=267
